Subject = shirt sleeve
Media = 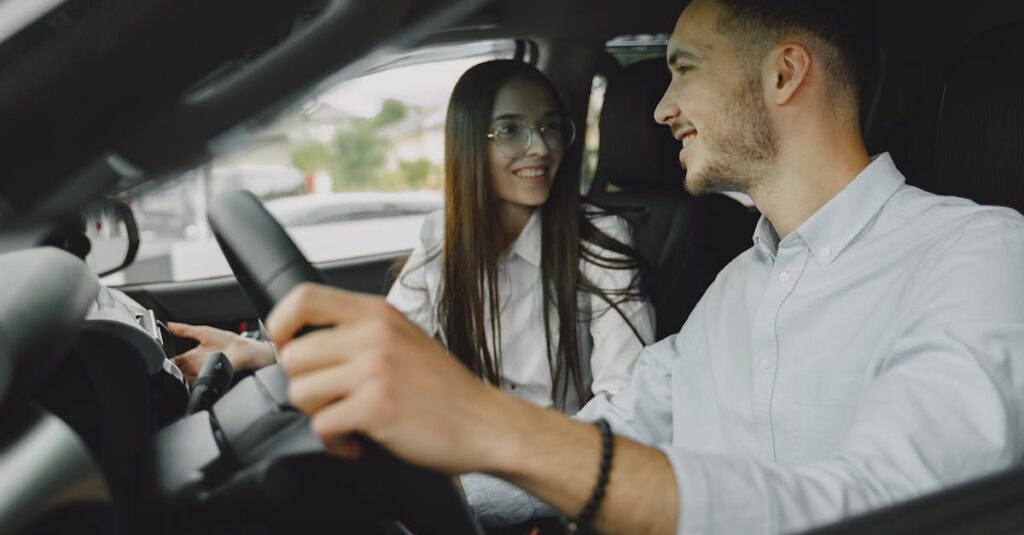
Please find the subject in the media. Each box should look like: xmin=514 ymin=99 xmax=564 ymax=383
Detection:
xmin=463 ymin=332 xmax=683 ymax=526
xmin=582 ymin=213 xmax=657 ymax=397
xmin=662 ymin=213 xmax=1024 ymax=535
xmin=385 ymin=213 xmax=441 ymax=336
xmin=576 ymin=336 xmax=677 ymax=444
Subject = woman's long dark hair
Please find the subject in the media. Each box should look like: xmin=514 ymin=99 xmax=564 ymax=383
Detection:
xmin=418 ymin=60 xmax=648 ymax=405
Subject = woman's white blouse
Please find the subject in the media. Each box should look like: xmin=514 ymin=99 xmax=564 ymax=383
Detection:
xmin=385 ymin=208 xmax=655 ymax=411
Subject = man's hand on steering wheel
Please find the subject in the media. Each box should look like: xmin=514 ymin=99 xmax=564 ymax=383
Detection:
xmin=268 ymin=283 xmax=532 ymax=475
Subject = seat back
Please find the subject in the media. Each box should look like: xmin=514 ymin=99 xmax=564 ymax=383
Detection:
xmin=589 ymin=58 xmax=754 ymax=340
xmin=930 ymin=21 xmax=1024 ymax=214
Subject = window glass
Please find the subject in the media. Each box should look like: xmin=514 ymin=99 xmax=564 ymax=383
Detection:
xmin=606 ymin=34 xmax=668 ymax=66
xmin=110 ymin=40 xmax=515 ymax=285
xmin=580 ymin=73 xmax=607 ymax=194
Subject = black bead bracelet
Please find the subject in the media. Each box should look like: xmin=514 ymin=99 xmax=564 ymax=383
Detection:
xmin=566 ymin=418 xmax=614 ymax=534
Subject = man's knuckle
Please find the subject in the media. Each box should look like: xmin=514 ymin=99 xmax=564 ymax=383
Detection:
xmin=364 ymin=351 xmax=393 ymax=381
xmin=287 ymin=383 xmax=306 ymax=408
xmin=366 ymin=382 xmax=396 ymax=420
xmin=310 ymin=414 xmax=335 ymax=441
xmin=278 ymin=354 xmax=295 ymax=374
xmin=363 ymin=397 xmax=384 ymax=423
xmin=364 ymin=319 xmax=395 ymax=342
xmin=376 ymin=299 xmax=401 ymax=318
xmin=294 ymin=283 xmax=320 ymax=302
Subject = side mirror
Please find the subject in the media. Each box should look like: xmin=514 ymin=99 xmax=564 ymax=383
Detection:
xmin=83 ymin=198 xmax=140 ymax=278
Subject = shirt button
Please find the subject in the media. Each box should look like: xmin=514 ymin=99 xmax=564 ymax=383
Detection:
xmin=759 ymin=358 xmax=772 ymax=370
xmin=820 ymin=247 xmax=832 ymax=258
xmin=778 ymin=271 xmax=791 ymax=282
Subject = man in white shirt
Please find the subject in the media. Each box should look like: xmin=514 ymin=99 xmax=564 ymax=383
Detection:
xmin=267 ymin=1 xmax=1024 ymax=533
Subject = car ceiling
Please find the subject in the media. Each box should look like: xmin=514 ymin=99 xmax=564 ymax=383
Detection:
xmin=434 ymin=0 xmax=684 ymax=43
xmin=0 ymin=0 xmax=1022 ymax=238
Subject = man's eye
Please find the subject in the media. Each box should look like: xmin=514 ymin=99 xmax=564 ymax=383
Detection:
xmin=675 ymin=65 xmax=693 ymax=76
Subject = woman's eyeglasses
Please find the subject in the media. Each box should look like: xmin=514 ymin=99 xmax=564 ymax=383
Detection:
xmin=486 ymin=117 xmax=576 ymax=158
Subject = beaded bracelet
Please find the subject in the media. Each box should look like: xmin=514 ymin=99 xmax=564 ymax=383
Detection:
xmin=566 ymin=418 xmax=614 ymax=534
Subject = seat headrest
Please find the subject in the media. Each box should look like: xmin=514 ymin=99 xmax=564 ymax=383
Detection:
xmin=592 ymin=58 xmax=686 ymax=194
xmin=933 ymin=21 xmax=1024 ymax=214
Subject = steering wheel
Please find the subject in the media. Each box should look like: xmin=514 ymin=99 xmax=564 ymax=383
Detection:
xmin=207 ymin=190 xmax=326 ymax=320
xmin=206 ymin=190 xmax=482 ymax=535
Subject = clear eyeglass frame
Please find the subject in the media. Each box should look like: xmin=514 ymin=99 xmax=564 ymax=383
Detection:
xmin=486 ymin=117 xmax=577 ymax=158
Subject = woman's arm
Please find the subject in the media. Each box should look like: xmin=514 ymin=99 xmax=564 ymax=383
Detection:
xmin=167 ymin=322 xmax=276 ymax=383
xmin=583 ymin=214 xmax=656 ymax=396
xmin=384 ymin=212 xmax=443 ymax=335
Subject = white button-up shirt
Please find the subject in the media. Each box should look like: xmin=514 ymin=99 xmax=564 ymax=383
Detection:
xmin=467 ymin=154 xmax=1024 ymax=533
xmin=386 ymin=207 xmax=655 ymax=411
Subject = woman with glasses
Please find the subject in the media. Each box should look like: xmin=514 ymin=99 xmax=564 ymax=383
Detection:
xmin=168 ymin=60 xmax=653 ymax=412
xmin=387 ymin=60 xmax=654 ymax=412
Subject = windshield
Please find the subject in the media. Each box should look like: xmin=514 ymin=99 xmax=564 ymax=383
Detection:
xmin=110 ymin=40 xmax=516 ymax=285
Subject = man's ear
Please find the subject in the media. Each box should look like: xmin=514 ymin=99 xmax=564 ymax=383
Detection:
xmin=767 ymin=42 xmax=812 ymax=106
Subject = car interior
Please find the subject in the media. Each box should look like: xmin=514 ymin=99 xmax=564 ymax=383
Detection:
xmin=0 ymin=0 xmax=1022 ymax=533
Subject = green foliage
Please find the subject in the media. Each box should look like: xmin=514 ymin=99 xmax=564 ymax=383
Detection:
xmin=289 ymin=99 xmax=441 ymax=192
xmin=374 ymin=98 xmax=408 ymax=127
xmin=291 ymin=143 xmax=330 ymax=175
xmin=398 ymin=158 xmax=435 ymax=189
xmin=380 ymin=157 xmax=442 ymax=191
xmin=328 ymin=118 xmax=389 ymax=190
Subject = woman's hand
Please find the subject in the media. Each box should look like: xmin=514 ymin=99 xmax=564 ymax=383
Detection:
xmin=268 ymin=283 xmax=526 ymax=475
xmin=167 ymin=322 xmax=277 ymax=383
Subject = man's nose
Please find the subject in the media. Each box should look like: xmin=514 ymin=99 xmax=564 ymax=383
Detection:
xmin=654 ymin=84 xmax=680 ymax=126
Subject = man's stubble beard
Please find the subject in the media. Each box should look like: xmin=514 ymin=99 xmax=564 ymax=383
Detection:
xmin=685 ymin=72 xmax=779 ymax=196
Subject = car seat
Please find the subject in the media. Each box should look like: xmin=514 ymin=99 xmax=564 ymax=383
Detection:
xmin=928 ymin=20 xmax=1024 ymax=215
xmin=588 ymin=57 xmax=755 ymax=341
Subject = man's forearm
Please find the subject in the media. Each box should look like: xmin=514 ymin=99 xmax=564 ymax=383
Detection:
xmin=482 ymin=395 xmax=679 ymax=535
xmin=269 ymin=285 xmax=680 ymax=533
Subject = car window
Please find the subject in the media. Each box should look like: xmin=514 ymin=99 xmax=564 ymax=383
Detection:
xmin=110 ymin=40 xmax=515 ymax=286
xmin=606 ymin=34 xmax=669 ymax=66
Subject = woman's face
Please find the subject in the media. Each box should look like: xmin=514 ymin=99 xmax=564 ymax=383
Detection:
xmin=487 ymin=77 xmax=563 ymax=214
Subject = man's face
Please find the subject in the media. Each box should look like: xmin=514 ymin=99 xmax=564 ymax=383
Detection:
xmin=654 ymin=0 xmax=778 ymax=196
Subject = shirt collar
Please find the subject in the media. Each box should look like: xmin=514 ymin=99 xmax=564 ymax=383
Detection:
xmin=508 ymin=209 xmax=542 ymax=267
xmin=752 ymin=153 xmax=905 ymax=264
xmin=752 ymin=216 xmax=780 ymax=258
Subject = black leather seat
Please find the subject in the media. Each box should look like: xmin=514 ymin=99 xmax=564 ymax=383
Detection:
xmin=588 ymin=58 xmax=755 ymax=341
xmin=929 ymin=21 xmax=1024 ymax=214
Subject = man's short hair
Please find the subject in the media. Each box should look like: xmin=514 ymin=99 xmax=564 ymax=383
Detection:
xmin=712 ymin=0 xmax=878 ymax=114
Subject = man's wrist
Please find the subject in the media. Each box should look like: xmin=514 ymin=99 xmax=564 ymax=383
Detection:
xmin=467 ymin=387 xmax=544 ymax=476
xmin=565 ymin=419 xmax=614 ymax=533
xmin=479 ymin=394 xmax=592 ymax=481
